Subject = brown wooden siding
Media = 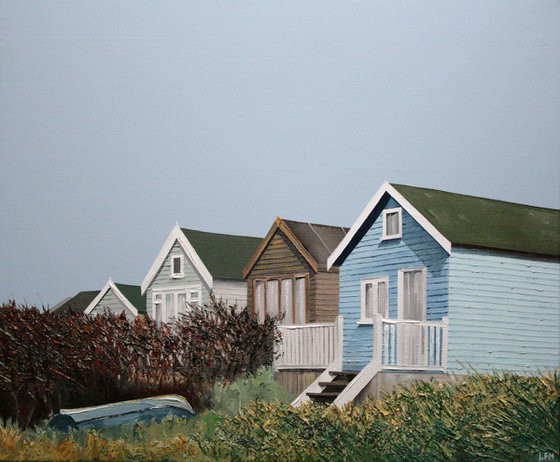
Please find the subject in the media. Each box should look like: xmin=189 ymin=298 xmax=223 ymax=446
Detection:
xmin=247 ymin=230 xmax=313 ymax=318
xmin=313 ymin=271 xmax=340 ymax=322
xmin=274 ymin=370 xmax=322 ymax=394
xmin=246 ymin=229 xmax=340 ymax=323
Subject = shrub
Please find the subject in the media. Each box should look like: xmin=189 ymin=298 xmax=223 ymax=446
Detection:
xmin=0 ymin=299 xmax=278 ymax=428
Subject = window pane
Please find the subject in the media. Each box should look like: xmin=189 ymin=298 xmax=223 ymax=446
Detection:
xmin=281 ymin=279 xmax=293 ymax=325
xmin=365 ymin=283 xmax=373 ymax=319
xmin=165 ymin=293 xmax=174 ymax=322
xmin=295 ymin=277 xmax=307 ymax=324
xmin=403 ymin=270 xmax=424 ymax=320
xmin=377 ymin=281 xmax=388 ymax=318
xmin=173 ymin=257 xmax=181 ymax=274
xmin=255 ymin=280 xmax=265 ymax=322
xmin=386 ymin=212 xmax=399 ymax=236
xmin=155 ymin=304 xmax=162 ymax=324
xmin=266 ymin=280 xmax=279 ymax=318
xmin=177 ymin=292 xmax=187 ymax=315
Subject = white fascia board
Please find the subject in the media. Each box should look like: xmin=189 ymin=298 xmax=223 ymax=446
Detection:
xmin=327 ymin=182 xmax=451 ymax=270
xmin=140 ymin=224 xmax=213 ymax=294
xmin=84 ymin=279 xmax=138 ymax=317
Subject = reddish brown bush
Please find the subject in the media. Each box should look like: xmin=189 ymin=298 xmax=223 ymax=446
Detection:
xmin=0 ymin=299 xmax=278 ymax=428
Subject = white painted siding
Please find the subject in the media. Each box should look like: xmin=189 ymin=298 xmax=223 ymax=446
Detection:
xmin=213 ymin=279 xmax=248 ymax=308
xmin=145 ymin=241 xmax=212 ymax=318
xmin=448 ymin=247 xmax=560 ymax=373
xmin=90 ymin=288 xmax=136 ymax=321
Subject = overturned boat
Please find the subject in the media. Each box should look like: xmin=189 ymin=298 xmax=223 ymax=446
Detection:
xmin=48 ymin=395 xmax=195 ymax=431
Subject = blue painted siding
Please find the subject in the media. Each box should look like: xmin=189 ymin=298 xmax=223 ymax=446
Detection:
xmin=340 ymin=196 xmax=449 ymax=370
xmin=448 ymin=247 xmax=560 ymax=373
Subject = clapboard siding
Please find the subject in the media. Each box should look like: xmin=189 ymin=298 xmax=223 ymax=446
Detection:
xmin=246 ymin=228 xmax=342 ymax=323
xmin=146 ymin=241 xmax=211 ymax=318
xmin=90 ymin=288 xmax=135 ymax=320
xmin=213 ymin=279 xmax=248 ymax=308
xmin=246 ymin=230 xmax=313 ymax=316
xmin=448 ymin=247 xmax=560 ymax=373
xmin=314 ymin=271 xmax=340 ymax=322
xmin=340 ymin=196 xmax=450 ymax=371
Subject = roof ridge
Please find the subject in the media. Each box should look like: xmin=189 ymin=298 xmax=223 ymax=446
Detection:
xmin=181 ymin=227 xmax=262 ymax=240
xmin=306 ymin=222 xmax=333 ymax=253
xmin=391 ymin=183 xmax=560 ymax=212
xmin=282 ymin=218 xmax=350 ymax=230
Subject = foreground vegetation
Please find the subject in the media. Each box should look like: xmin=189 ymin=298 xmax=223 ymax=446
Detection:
xmin=0 ymin=301 xmax=278 ymax=427
xmin=0 ymin=369 xmax=557 ymax=461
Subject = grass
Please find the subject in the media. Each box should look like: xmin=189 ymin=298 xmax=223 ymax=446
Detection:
xmin=0 ymin=369 xmax=557 ymax=461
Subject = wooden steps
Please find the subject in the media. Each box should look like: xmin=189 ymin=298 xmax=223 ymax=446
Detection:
xmin=306 ymin=371 xmax=358 ymax=404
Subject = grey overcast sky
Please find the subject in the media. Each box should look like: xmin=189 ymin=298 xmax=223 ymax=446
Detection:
xmin=1 ymin=1 xmax=559 ymax=307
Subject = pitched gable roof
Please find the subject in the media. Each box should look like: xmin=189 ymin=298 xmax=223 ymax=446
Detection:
xmin=282 ymin=220 xmax=349 ymax=266
xmin=84 ymin=279 xmax=145 ymax=317
xmin=181 ymin=228 xmax=262 ymax=280
xmin=141 ymin=225 xmax=262 ymax=293
xmin=392 ymin=184 xmax=560 ymax=257
xmin=113 ymin=283 xmax=147 ymax=314
xmin=244 ymin=217 xmax=349 ymax=277
xmin=50 ymin=291 xmax=99 ymax=314
xmin=328 ymin=182 xmax=560 ymax=269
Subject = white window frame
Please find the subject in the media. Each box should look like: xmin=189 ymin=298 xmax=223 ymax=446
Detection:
xmin=151 ymin=285 xmax=202 ymax=323
xmin=397 ymin=267 xmax=427 ymax=321
xmin=382 ymin=208 xmax=402 ymax=240
xmin=171 ymin=255 xmax=184 ymax=278
xmin=359 ymin=276 xmax=389 ymax=323
xmin=187 ymin=288 xmax=202 ymax=307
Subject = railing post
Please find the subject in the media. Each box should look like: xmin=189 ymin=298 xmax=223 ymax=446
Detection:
xmin=335 ymin=315 xmax=344 ymax=365
xmin=373 ymin=313 xmax=383 ymax=366
xmin=441 ymin=316 xmax=448 ymax=369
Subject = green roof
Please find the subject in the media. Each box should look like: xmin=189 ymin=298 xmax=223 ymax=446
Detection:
xmin=181 ymin=228 xmax=262 ymax=280
xmin=114 ymin=283 xmax=147 ymax=314
xmin=50 ymin=291 xmax=98 ymax=314
xmin=392 ymin=183 xmax=560 ymax=257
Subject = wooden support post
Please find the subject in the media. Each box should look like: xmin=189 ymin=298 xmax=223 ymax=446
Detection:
xmin=373 ymin=313 xmax=383 ymax=366
xmin=441 ymin=316 xmax=449 ymax=369
xmin=336 ymin=315 xmax=344 ymax=365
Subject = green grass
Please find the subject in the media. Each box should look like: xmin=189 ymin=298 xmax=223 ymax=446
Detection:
xmin=0 ymin=369 xmax=557 ymax=461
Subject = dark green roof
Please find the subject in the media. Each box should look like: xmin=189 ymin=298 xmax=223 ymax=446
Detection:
xmin=181 ymin=228 xmax=262 ymax=280
xmin=392 ymin=183 xmax=560 ymax=257
xmin=114 ymin=283 xmax=147 ymax=314
xmin=50 ymin=291 xmax=98 ymax=314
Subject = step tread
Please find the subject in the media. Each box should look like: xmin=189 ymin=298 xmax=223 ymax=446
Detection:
xmin=307 ymin=392 xmax=340 ymax=398
xmin=329 ymin=370 xmax=358 ymax=376
xmin=318 ymin=381 xmax=350 ymax=387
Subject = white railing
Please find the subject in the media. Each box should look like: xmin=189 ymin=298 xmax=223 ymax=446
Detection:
xmin=372 ymin=314 xmax=448 ymax=371
xmin=275 ymin=316 xmax=343 ymax=369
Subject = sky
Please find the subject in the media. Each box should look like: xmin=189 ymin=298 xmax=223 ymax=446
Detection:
xmin=1 ymin=1 xmax=559 ymax=307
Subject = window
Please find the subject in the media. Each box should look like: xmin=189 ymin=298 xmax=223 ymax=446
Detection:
xmin=188 ymin=290 xmax=200 ymax=307
xmin=254 ymin=280 xmax=266 ymax=322
xmin=398 ymin=268 xmax=426 ymax=321
xmin=360 ymin=277 xmax=389 ymax=322
xmin=253 ymin=275 xmax=308 ymax=325
xmin=152 ymin=287 xmax=200 ymax=324
xmin=294 ymin=277 xmax=307 ymax=325
xmin=281 ymin=279 xmax=294 ymax=325
xmin=382 ymin=208 xmax=402 ymax=240
xmin=266 ymin=280 xmax=279 ymax=318
xmin=171 ymin=256 xmax=184 ymax=278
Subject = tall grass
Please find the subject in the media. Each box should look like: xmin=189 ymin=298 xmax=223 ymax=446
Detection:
xmin=1 ymin=370 xmax=555 ymax=461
